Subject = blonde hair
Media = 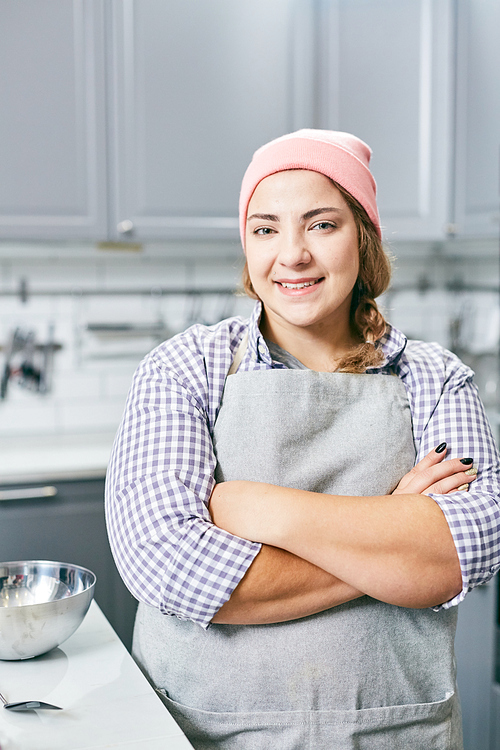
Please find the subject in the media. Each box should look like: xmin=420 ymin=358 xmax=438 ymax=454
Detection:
xmin=241 ymin=180 xmax=391 ymax=373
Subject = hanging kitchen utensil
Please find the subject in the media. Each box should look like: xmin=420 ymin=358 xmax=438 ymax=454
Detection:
xmin=0 ymin=326 xmax=62 ymax=397
xmin=1 ymin=328 xmax=28 ymax=399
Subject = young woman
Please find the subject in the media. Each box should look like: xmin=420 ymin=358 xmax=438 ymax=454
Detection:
xmin=105 ymin=130 xmax=500 ymax=749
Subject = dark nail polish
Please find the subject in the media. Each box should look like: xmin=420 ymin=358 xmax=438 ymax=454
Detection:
xmin=435 ymin=442 xmax=447 ymax=453
xmin=460 ymin=458 xmax=473 ymax=465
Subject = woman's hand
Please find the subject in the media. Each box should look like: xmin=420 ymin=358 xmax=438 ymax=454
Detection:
xmin=392 ymin=443 xmax=477 ymax=496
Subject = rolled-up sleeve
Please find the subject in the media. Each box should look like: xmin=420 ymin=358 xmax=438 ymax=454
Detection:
xmin=105 ymin=340 xmax=261 ymax=629
xmin=413 ymin=356 xmax=500 ymax=608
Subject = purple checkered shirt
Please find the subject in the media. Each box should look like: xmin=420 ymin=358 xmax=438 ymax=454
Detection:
xmin=105 ymin=301 xmax=500 ymax=629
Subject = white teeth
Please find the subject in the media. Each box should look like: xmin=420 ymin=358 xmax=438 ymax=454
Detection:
xmin=280 ymin=280 xmax=318 ymax=289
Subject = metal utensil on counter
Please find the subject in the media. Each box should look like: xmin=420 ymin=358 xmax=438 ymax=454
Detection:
xmin=0 ymin=691 xmax=62 ymax=711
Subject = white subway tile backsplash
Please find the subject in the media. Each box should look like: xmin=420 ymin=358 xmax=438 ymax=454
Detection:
xmin=102 ymin=370 xmax=138 ymax=401
xmin=59 ymin=398 xmax=127 ymax=433
xmin=229 ymin=294 xmax=255 ymax=320
xmin=51 ymin=371 xmax=104 ymax=400
xmin=0 ymin=239 xmax=497 ymax=440
xmin=191 ymin=258 xmax=243 ymax=290
xmin=10 ymin=259 xmax=99 ymax=292
xmin=0 ymin=399 xmax=59 ymax=436
xmin=99 ymin=257 xmax=189 ymax=291
xmin=0 ymin=294 xmax=57 ymax=321
xmin=386 ymin=289 xmax=452 ymax=347
xmin=79 ymin=294 xmax=167 ymax=324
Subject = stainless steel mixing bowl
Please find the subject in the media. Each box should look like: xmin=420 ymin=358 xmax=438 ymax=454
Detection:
xmin=0 ymin=560 xmax=96 ymax=660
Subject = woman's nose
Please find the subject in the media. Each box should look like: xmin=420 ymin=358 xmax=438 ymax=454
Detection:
xmin=277 ymin=231 xmax=311 ymax=266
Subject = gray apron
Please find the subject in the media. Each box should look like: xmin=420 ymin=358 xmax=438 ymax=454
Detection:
xmin=133 ymin=358 xmax=463 ymax=749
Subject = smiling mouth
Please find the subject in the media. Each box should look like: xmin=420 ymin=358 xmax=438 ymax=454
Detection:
xmin=277 ymin=279 xmax=323 ymax=289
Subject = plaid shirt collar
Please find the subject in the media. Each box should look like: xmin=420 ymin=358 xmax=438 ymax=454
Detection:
xmin=247 ymin=301 xmax=408 ymax=370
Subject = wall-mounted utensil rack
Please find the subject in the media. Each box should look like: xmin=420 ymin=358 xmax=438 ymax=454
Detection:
xmin=4 ymin=278 xmax=240 ymax=303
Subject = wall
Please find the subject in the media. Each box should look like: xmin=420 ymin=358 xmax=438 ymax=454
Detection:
xmin=0 ymin=238 xmax=498 ymax=441
xmin=385 ymin=238 xmax=500 ymax=434
xmin=0 ymin=241 xmax=253 ymax=439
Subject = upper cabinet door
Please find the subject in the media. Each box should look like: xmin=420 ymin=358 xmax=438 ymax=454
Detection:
xmin=454 ymin=0 xmax=500 ymax=238
xmin=0 ymin=0 xmax=496 ymax=244
xmin=109 ymin=0 xmax=315 ymax=242
xmin=318 ymin=0 xmax=455 ymax=241
xmin=0 ymin=0 xmax=108 ymax=240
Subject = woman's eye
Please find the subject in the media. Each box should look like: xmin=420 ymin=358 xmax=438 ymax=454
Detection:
xmin=254 ymin=227 xmax=275 ymax=235
xmin=311 ymin=221 xmax=335 ymax=231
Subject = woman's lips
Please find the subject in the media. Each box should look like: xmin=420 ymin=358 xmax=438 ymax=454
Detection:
xmin=274 ymin=277 xmax=324 ymax=295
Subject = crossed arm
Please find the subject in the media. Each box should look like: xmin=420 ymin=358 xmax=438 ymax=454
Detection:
xmin=210 ymin=446 xmax=472 ymax=624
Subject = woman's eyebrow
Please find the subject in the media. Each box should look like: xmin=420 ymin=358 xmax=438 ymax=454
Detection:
xmin=248 ymin=207 xmax=343 ymax=223
xmin=302 ymin=207 xmax=343 ymax=221
xmin=247 ymin=213 xmax=279 ymax=222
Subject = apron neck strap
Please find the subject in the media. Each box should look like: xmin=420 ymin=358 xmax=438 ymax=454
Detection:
xmin=227 ymin=332 xmax=249 ymax=376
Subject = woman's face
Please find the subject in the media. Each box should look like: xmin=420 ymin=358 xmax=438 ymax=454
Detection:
xmin=245 ymin=169 xmax=360 ymax=343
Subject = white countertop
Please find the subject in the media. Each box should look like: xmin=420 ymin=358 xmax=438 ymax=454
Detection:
xmin=0 ymin=433 xmax=115 ymax=484
xmin=0 ymin=602 xmax=193 ymax=750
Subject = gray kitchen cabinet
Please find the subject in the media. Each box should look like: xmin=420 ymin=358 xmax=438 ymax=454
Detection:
xmin=317 ymin=0 xmax=455 ymax=241
xmin=0 ymin=0 xmax=498 ymax=243
xmin=0 ymin=478 xmax=137 ymax=650
xmin=492 ymin=578 xmax=500 ymax=749
xmin=108 ymin=0 xmax=314 ymax=241
xmin=0 ymin=0 xmax=314 ymax=243
xmin=455 ymin=578 xmax=498 ymax=749
xmin=454 ymin=0 xmax=500 ymax=238
xmin=0 ymin=0 xmax=108 ymax=241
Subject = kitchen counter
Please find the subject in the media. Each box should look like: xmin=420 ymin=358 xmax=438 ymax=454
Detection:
xmin=0 ymin=433 xmax=115 ymax=485
xmin=0 ymin=601 xmax=193 ymax=750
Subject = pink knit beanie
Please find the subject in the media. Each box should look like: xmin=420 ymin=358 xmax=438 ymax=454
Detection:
xmin=239 ymin=129 xmax=381 ymax=246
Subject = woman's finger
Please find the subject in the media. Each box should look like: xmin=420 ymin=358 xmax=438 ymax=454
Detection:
xmin=394 ymin=456 xmax=476 ymax=495
xmin=421 ymin=468 xmax=477 ymax=496
xmin=414 ymin=443 xmax=448 ymax=471
xmin=395 ymin=443 xmax=447 ymax=491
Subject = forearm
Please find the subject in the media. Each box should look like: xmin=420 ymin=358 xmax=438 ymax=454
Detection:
xmin=212 ymin=543 xmax=363 ymax=624
xmin=210 ymin=481 xmax=462 ymax=609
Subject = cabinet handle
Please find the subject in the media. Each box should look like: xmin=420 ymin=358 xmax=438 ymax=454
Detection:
xmin=0 ymin=486 xmax=58 ymax=502
xmin=117 ymin=220 xmax=134 ymax=234
xmin=444 ymin=223 xmax=458 ymax=236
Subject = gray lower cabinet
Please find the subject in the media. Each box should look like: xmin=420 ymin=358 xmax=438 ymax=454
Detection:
xmin=455 ymin=577 xmax=498 ymax=749
xmin=0 ymin=477 xmax=137 ymax=650
xmin=491 ymin=680 xmax=500 ymax=750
